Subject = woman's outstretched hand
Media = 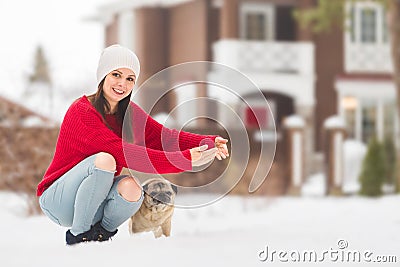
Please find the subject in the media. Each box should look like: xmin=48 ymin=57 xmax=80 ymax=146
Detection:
xmin=190 ymin=145 xmax=217 ymax=167
xmin=189 ymin=137 xmax=229 ymax=167
xmin=215 ymin=137 xmax=229 ymax=160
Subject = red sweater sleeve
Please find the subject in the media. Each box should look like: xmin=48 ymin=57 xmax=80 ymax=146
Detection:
xmin=79 ymin=102 xmax=193 ymax=174
xmin=130 ymin=102 xmax=217 ymax=151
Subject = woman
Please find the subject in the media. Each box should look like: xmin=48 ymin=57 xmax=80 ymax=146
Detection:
xmin=37 ymin=44 xmax=229 ymax=245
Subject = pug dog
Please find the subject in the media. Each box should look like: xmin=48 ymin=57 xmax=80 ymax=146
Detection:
xmin=129 ymin=178 xmax=177 ymax=238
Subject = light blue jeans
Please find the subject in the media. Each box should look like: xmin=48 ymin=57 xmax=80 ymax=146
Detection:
xmin=39 ymin=154 xmax=144 ymax=236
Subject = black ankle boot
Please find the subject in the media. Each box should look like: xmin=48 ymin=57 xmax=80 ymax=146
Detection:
xmin=66 ymin=227 xmax=95 ymax=246
xmin=92 ymin=222 xmax=118 ymax=242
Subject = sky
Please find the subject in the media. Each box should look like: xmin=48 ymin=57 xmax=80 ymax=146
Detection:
xmin=0 ymin=0 xmax=113 ymax=99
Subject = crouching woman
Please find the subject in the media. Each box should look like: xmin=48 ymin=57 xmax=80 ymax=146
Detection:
xmin=36 ymin=45 xmax=229 ymax=245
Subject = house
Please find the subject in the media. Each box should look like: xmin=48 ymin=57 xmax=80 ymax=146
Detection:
xmin=92 ymin=0 xmax=395 ymax=194
xmin=91 ymin=0 xmax=317 ymax=195
xmin=335 ymin=1 xmax=396 ymax=145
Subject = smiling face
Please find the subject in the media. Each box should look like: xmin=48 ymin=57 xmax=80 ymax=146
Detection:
xmin=102 ymin=68 xmax=136 ymax=113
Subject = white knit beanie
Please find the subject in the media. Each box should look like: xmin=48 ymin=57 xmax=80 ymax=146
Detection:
xmin=96 ymin=44 xmax=140 ymax=86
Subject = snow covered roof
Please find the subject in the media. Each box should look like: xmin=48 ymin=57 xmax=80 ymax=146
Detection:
xmin=283 ymin=115 xmax=305 ymax=128
xmin=0 ymin=95 xmax=55 ymax=128
xmin=323 ymin=115 xmax=345 ymax=129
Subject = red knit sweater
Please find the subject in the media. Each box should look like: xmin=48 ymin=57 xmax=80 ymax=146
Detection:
xmin=37 ymin=96 xmax=216 ymax=196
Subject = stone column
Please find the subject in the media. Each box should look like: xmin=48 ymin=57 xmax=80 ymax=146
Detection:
xmin=284 ymin=115 xmax=305 ymax=195
xmin=323 ymin=116 xmax=346 ymax=195
xmin=296 ymin=105 xmax=316 ymax=177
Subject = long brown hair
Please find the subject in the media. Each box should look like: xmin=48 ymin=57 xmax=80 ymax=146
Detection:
xmin=88 ymin=78 xmax=133 ymax=142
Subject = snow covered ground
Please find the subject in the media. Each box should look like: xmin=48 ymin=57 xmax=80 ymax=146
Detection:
xmin=1 ymin=191 xmax=399 ymax=267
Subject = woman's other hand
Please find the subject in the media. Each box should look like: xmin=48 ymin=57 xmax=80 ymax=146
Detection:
xmin=190 ymin=145 xmax=217 ymax=167
xmin=214 ymin=137 xmax=229 ymax=160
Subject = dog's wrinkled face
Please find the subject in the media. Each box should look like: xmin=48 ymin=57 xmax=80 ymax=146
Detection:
xmin=142 ymin=178 xmax=177 ymax=212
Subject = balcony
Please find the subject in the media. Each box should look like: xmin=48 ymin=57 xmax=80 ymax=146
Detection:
xmin=345 ymin=43 xmax=393 ymax=73
xmin=211 ymin=39 xmax=315 ymax=106
xmin=213 ymin=39 xmax=314 ymax=75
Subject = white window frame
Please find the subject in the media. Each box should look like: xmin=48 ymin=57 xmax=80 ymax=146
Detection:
xmin=345 ymin=1 xmax=387 ymax=45
xmin=240 ymin=2 xmax=275 ymax=41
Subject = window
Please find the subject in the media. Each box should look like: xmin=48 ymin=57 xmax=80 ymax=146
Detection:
xmin=345 ymin=1 xmax=391 ymax=72
xmin=383 ymin=9 xmax=389 ymax=43
xmin=342 ymin=96 xmax=358 ymax=138
xmin=347 ymin=1 xmax=387 ymax=44
xmin=361 ymin=103 xmax=376 ymax=142
xmin=245 ymin=13 xmax=267 ymax=40
xmin=240 ymin=3 xmax=275 ymax=41
xmin=360 ymin=8 xmax=377 ymax=43
xmin=349 ymin=5 xmax=356 ymax=42
xmin=340 ymin=95 xmax=396 ymax=144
